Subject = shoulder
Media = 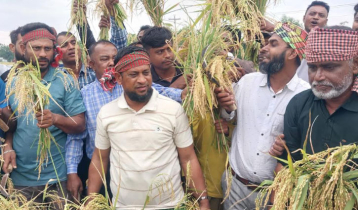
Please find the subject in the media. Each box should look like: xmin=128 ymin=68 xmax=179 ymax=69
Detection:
xmin=81 ymin=80 xmax=97 ymax=95
xmin=296 ymin=78 xmax=311 ymax=92
xmin=287 ymin=89 xmax=315 ymax=111
xmin=156 ymin=94 xmax=183 ymax=114
xmin=98 ymin=99 xmax=120 ymax=118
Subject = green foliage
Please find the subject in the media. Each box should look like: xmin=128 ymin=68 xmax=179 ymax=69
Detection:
xmin=281 ymin=15 xmax=303 ymax=28
xmin=0 ymin=44 xmax=13 ymax=62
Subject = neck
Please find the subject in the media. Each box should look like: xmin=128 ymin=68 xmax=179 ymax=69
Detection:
xmin=269 ymin=64 xmax=297 ymax=93
xmin=64 ymin=61 xmax=82 ymax=78
xmin=41 ymin=68 xmax=50 ymax=79
xmin=153 ymin=66 xmax=176 ymax=82
xmin=124 ymin=94 xmax=149 ymax=112
xmin=325 ymin=85 xmax=353 ymax=115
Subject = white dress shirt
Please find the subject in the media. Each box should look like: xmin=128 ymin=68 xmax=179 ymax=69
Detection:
xmin=222 ymin=72 xmax=310 ymax=184
xmin=296 ymin=59 xmax=309 ymax=83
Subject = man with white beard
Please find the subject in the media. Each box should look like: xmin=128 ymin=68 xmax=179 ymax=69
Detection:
xmin=276 ymin=25 xmax=358 ymax=172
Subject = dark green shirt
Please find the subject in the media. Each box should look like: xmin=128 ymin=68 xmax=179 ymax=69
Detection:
xmin=279 ymin=89 xmax=358 ymax=163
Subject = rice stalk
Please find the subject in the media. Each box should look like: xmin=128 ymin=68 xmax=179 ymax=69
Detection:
xmin=256 ymin=144 xmax=358 ymax=210
xmin=70 ymin=0 xmax=88 ymax=44
xmin=96 ymin=0 xmax=110 ymax=40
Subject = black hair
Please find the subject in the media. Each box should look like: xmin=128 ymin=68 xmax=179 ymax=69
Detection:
xmin=10 ymin=27 xmax=22 ymax=44
xmin=56 ymin=31 xmax=74 ymax=39
xmin=354 ymin=4 xmax=358 ymax=17
xmin=222 ymin=25 xmax=242 ymax=42
xmin=139 ymin=25 xmax=152 ymax=33
xmin=20 ymin=22 xmax=54 ymax=37
xmin=128 ymin=41 xmax=143 ymax=47
xmin=295 ymin=56 xmax=301 ymax=67
xmin=305 ymin=1 xmax=330 ymax=15
xmin=141 ymin=26 xmax=172 ymax=50
xmin=88 ymin=40 xmax=117 ymax=57
xmin=114 ymin=46 xmax=148 ymax=67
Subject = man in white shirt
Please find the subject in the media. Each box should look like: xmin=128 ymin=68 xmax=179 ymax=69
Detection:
xmin=216 ymin=23 xmax=311 ymax=210
xmin=87 ymin=46 xmax=210 ymax=209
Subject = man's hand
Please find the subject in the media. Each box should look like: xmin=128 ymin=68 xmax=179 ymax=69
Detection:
xmin=214 ymin=87 xmax=236 ymax=112
xmin=214 ymin=119 xmax=229 ymax=136
xmin=199 ymin=199 xmax=210 ymax=209
xmin=269 ymin=134 xmax=286 ymax=157
xmin=67 ymin=173 xmax=83 ymax=202
xmin=105 ymin=0 xmax=119 ymax=16
xmin=170 ymin=75 xmax=187 ymax=89
xmin=73 ymin=0 xmax=87 ymax=16
xmin=2 ymin=146 xmax=16 ymax=173
xmin=181 ymin=87 xmax=188 ymax=101
xmin=98 ymin=15 xmax=111 ymax=29
xmin=36 ymin=109 xmax=57 ymax=129
xmin=260 ymin=18 xmax=275 ymax=32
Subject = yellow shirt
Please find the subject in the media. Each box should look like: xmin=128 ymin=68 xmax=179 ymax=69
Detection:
xmin=192 ymin=112 xmax=234 ymax=198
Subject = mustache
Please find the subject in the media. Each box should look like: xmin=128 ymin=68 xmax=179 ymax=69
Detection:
xmin=312 ymin=80 xmax=334 ymax=87
xmin=37 ymin=58 xmax=50 ymax=63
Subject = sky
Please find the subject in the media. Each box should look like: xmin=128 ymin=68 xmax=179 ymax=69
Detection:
xmin=0 ymin=0 xmax=356 ymax=45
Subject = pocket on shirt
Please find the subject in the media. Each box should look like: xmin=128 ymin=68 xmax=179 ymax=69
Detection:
xmin=271 ymin=112 xmax=285 ymax=137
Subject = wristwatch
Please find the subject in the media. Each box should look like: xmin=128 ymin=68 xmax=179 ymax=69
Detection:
xmin=199 ymin=196 xmax=209 ymax=202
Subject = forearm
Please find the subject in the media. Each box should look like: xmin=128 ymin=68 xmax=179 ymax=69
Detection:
xmin=181 ymin=156 xmax=207 ymax=199
xmin=4 ymin=132 xmax=13 ymax=149
xmin=53 ymin=113 xmax=85 ymax=134
xmin=87 ymin=154 xmax=109 ymax=194
xmin=1 ymin=106 xmax=17 ymax=132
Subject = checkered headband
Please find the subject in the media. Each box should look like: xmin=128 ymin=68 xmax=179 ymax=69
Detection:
xmin=275 ymin=22 xmax=308 ymax=60
xmin=115 ymin=51 xmax=150 ymax=73
xmin=22 ymin=28 xmax=56 ymax=44
xmin=306 ymin=27 xmax=358 ymax=63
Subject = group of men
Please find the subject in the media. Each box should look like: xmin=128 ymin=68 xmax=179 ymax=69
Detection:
xmin=1 ymin=0 xmax=358 ymax=210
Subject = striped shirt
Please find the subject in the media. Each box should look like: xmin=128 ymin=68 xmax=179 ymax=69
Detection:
xmin=95 ymin=89 xmax=192 ymax=209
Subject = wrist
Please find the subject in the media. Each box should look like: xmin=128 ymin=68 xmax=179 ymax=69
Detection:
xmin=52 ymin=113 xmax=58 ymax=126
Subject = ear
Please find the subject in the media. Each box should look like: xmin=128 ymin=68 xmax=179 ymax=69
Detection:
xmin=89 ymin=58 xmax=94 ymax=69
xmin=353 ymin=57 xmax=358 ymax=75
xmin=287 ymin=49 xmax=298 ymax=61
xmin=9 ymin=43 xmax=15 ymax=53
xmin=114 ymin=72 xmax=122 ymax=85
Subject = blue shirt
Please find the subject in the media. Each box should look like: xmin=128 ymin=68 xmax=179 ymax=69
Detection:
xmin=9 ymin=67 xmax=86 ymax=186
xmin=78 ymin=64 xmax=96 ymax=89
xmin=110 ymin=16 xmax=127 ymax=51
xmin=66 ymin=80 xmax=183 ymax=174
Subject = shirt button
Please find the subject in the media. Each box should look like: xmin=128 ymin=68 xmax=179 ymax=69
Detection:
xmin=273 ymin=96 xmax=276 ymax=98
xmin=254 ymin=172 xmax=257 ymax=174
xmin=267 ymin=114 xmax=269 ymax=116
xmin=261 ymin=133 xmax=264 ymax=136
xmin=257 ymin=153 xmax=259 ymax=155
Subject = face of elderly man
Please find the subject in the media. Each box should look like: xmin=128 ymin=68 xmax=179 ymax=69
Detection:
xmin=307 ymin=60 xmax=354 ymax=100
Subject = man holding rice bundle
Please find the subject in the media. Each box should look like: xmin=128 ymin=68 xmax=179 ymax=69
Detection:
xmin=276 ymin=25 xmax=358 ymax=182
xmin=2 ymin=22 xmax=86 ymax=208
xmin=216 ymin=22 xmax=310 ymax=209
xmin=87 ymin=45 xmax=210 ymax=209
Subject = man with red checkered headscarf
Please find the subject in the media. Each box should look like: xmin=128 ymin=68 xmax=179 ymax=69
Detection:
xmin=87 ymin=45 xmax=210 ymax=209
xmin=2 ymin=22 xmax=86 ymax=209
xmin=276 ymin=25 xmax=358 ymax=192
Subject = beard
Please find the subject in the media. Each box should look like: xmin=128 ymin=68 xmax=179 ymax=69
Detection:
xmin=126 ymin=87 xmax=153 ymax=103
xmin=312 ymin=73 xmax=353 ymax=100
xmin=259 ymin=51 xmax=286 ymax=75
xmin=14 ymin=49 xmax=24 ymax=61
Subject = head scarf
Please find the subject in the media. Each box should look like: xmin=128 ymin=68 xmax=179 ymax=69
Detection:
xmin=305 ymin=27 xmax=358 ymax=63
xmin=100 ymin=50 xmax=151 ymax=91
xmin=274 ymin=22 xmax=308 ymax=60
xmin=305 ymin=27 xmax=358 ymax=94
xmin=22 ymin=28 xmax=62 ymax=67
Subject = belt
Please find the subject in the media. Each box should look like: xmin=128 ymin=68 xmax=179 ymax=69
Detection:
xmin=230 ymin=168 xmax=260 ymax=190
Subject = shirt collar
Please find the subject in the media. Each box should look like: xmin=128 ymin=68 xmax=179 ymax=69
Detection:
xmin=117 ymin=88 xmax=158 ymax=113
xmin=258 ymin=72 xmax=300 ymax=92
xmin=79 ymin=64 xmax=86 ymax=75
